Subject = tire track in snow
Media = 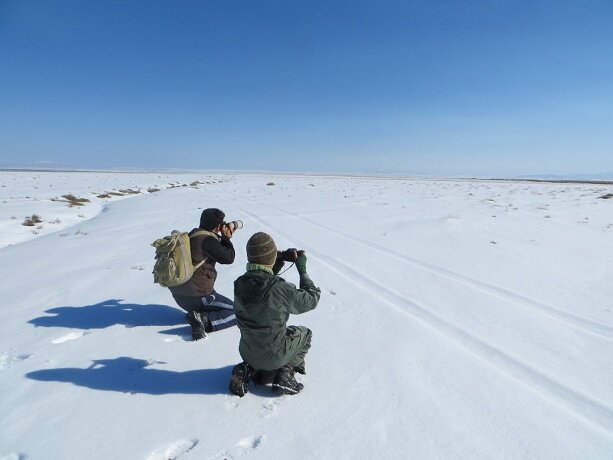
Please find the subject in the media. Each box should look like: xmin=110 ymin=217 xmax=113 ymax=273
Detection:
xmin=236 ymin=203 xmax=613 ymax=438
xmin=232 ymin=193 xmax=613 ymax=341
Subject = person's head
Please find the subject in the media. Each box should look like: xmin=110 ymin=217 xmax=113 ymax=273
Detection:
xmin=246 ymin=232 xmax=277 ymax=266
xmin=200 ymin=208 xmax=225 ymax=231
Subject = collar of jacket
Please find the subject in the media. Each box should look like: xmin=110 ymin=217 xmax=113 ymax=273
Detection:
xmin=246 ymin=263 xmax=274 ymax=274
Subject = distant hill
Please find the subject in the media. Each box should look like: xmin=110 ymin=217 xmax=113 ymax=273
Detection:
xmin=519 ymin=172 xmax=613 ymax=181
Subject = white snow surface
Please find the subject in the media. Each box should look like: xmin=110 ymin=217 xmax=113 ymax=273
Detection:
xmin=1 ymin=170 xmax=612 ymax=459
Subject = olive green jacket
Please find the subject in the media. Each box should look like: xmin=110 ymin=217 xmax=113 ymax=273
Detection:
xmin=233 ymin=267 xmax=320 ymax=370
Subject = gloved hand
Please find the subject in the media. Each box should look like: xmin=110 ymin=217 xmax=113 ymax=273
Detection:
xmin=296 ymin=253 xmax=307 ymax=275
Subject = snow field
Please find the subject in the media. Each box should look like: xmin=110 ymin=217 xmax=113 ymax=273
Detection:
xmin=0 ymin=171 xmax=612 ymax=459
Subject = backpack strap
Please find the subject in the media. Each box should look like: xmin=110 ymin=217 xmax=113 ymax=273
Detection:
xmin=190 ymin=229 xmax=220 ymax=241
xmin=189 ymin=229 xmax=220 ymax=269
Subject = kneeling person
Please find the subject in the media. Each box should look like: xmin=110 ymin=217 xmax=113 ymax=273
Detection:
xmin=230 ymin=232 xmax=321 ymax=396
xmin=169 ymin=208 xmax=237 ymax=340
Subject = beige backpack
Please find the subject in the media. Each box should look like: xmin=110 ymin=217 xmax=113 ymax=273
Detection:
xmin=151 ymin=230 xmax=217 ymax=287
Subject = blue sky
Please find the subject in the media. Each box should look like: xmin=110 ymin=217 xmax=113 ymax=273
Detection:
xmin=1 ymin=1 xmax=612 ymax=176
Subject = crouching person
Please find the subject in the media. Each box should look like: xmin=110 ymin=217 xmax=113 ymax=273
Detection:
xmin=168 ymin=208 xmax=237 ymax=341
xmin=230 ymin=232 xmax=320 ymax=396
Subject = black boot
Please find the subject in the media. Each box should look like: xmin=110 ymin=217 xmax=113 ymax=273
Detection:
xmin=252 ymin=369 xmax=277 ymax=385
xmin=229 ymin=362 xmax=254 ymax=397
xmin=272 ymin=365 xmax=304 ymax=395
xmin=186 ymin=310 xmax=211 ymax=341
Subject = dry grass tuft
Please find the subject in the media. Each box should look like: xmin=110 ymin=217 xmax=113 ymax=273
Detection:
xmin=61 ymin=194 xmax=91 ymax=206
xmin=52 ymin=194 xmax=90 ymax=206
xmin=23 ymin=214 xmax=43 ymax=226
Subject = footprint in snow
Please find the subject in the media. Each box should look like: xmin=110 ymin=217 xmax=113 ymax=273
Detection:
xmin=0 ymin=454 xmax=26 ymax=460
xmin=261 ymin=400 xmax=282 ymax=418
xmin=207 ymin=450 xmax=233 ymax=460
xmin=146 ymin=439 xmax=198 ymax=460
xmin=236 ymin=435 xmax=264 ymax=453
xmin=0 ymin=352 xmax=33 ymax=370
xmin=52 ymin=331 xmax=90 ymax=344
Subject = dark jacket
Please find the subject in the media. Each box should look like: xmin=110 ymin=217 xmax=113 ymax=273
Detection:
xmin=234 ymin=268 xmax=320 ymax=370
xmin=169 ymin=228 xmax=235 ymax=297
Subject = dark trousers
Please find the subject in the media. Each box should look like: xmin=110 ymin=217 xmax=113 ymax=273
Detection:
xmin=171 ymin=291 xmax=237 ymax=332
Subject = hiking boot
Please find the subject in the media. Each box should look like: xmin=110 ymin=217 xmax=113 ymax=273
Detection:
xmin=186 ymin=310 xmax=210 ymax=341
xmin=272 ymin=365 xmax=304 ymax=395
xmin=229 ymin=362 xmax=254 ymax=397
xmin=252 ymin=369 xmax=277 ymax=385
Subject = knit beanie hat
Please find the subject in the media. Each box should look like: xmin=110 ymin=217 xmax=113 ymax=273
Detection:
xmin=200 ymin=208 xmax=225 ymax=230
xmin=246 ymin=232 xmax=277 ymax=266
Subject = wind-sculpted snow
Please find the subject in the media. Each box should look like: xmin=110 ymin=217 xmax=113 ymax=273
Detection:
xmin=1 ymin=172 xmax=612 ymax=459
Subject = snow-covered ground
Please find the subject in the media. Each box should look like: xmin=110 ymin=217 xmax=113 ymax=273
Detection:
xmin=1 ymin=170 xmax=612 ymax=460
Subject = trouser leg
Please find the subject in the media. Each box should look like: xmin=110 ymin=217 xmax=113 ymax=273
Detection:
xmin=286 ymin=326 xmax=312 ymax=370
xmin=170 ymin=294 xmax=209 ymax=340
xmin=171 ymin=293 xmax=200 ymax=313
xmin=200 ymin=291 xmax=237 ymax=332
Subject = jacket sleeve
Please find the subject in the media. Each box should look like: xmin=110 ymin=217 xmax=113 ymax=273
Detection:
xmin=277 ymin=277 xmax=321 ymax=315
xmin=201 ymin=236 xmax=235 ymax=264
xmin=272 ymin=256 xmax=285 ymax=275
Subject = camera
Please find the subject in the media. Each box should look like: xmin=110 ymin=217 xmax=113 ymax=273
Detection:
xmin=279 ymin=248 xmax=304 ymax=262
xmin=221 ymin=220 xmax=243 ymax=232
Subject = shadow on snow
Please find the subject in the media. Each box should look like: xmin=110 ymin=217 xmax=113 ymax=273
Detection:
xmin=28 ymin=298 xmax=185 ymax=330
xmin=26 ymin=357 xmax=233 ymax=395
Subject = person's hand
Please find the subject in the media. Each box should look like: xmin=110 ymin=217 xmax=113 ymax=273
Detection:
xmin=220 ymin=225 xmax=233 ymax=238
xmin=296 ymin=253 xmax=307 ymax=275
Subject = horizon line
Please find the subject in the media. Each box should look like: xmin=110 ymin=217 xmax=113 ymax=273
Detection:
xmin=1 ymin=167 xmax=612 ymax=185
